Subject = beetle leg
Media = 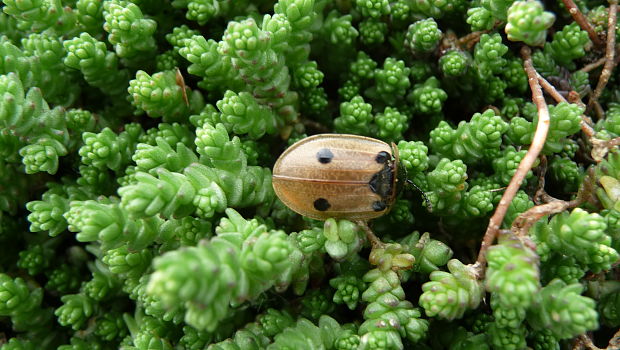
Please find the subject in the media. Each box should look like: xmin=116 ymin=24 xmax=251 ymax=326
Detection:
xmin=355 ymin=220 xmax=384 ymax=248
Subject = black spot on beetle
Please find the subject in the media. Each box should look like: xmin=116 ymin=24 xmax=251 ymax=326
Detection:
xmin=368 ymin=167 xmax=394 ymax=198
xmin=372 ymin=201 xmax=386 ymax=211
xmin=314 ymin=198 xmax=331 ymax=211
xmin=317 ymin=148 xmax=334 ymax=164
xmin=375 ymin=151 xmax=389 ymax=164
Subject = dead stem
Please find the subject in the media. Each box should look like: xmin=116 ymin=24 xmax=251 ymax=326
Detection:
xmin=579 ymin=335 xmax=603 ymax=350
xmin=537 ymin=73 xmax=567 ymax=103
xmin=534 ymin=155 xmax=548 ymax=205
xmin=609 ymin=328 xmax=620 ymax=349
xmin=512 ymin=168 xmax=595 ymax=237
xmin=175 ymin=68 xmax=190 ymax=107
xmin=511 ymin=191 xmax=585 ymax=238
xmin=592 ymin=136 xmax=620 ymax=161
xmin=512 ymin=200 xmax=570 ymax=237
xmin=539 ymin=76 xmax=598 ymax=139
xmin=457 ymin=30 xmax=491 ymax=50
xmin=356 ymin=220 xmax=384 ymax=248
xmin=580 ymin=63 xmax=620 ymax=161
xmin=562 ymin=0 xmax=604 ymax=47
xmin=439 ymin=30 xmax=459 ymax=54
xmin=580 ymin=116 xmax=598 ymax=139
xmin=475 ymin=46 xmax=551 ymax=274
xmin=606 ymin=136 xmax=620 ymax=148
xmin=567 ymin=90 xmax=586 ymax=107
xmin=588 ymin=0 xmax=618 ymax=114
xmin=592 ymin=100 xmax=606 ymax=120
xmin=580 ymin=57 xmax=607 ymax=73
xmin=567 ymin=91 xmax=598 ymax=138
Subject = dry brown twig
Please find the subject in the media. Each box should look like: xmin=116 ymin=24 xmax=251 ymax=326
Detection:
xmin=439 ymin=31 xmax=459 ymax=54
xmin=537 ymin=73 xmax=568 ymax=103
xmin=593 ymin=100 xmax=607 ymax=120
xmin=592 ymin=136 xmax=620 ymax=161
xmin=457 ymin=29 xmax=492 ymax=50
xmin=537 ymin=75 xmax=598 ymax=138
xmin=175 ymin=67 xmax=189 ymax=107
xmin=356 ymin=220 xmax=384 ymax=249
xmin=567 ymin=91 xmax=598 ymax=138
xmin=533 ymin=155 xmax=548 ymax=205
xmin=474 ymin=46 xmax=551 ymax=274
xmin=511 ymin=167 xmax=583 ymax=242
xmin=537 ymin=75 xmax=620 ymax=161
xmin=512 ymin=200 xmax=570 ymax=238
xmin=511 ymin=186 xmax=585 ymax=239
xmin=575 ymin=331 xmax=620 ymax=350
xmin=577 ymin=334 xmax=604 ymax=350
xmin=608 ymin=328 xmax=620 ymax=349
xmin=588 ymin=0 xmax=618 ymax=115
xmin=580 ymin=57 xmax=608 ymax=73
xmin=512 ymin=167 xmax=599 ymax=238
xmin=561 ymin=0 xmax=605 ymax=46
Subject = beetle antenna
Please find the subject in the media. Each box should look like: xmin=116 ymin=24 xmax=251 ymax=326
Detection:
xmin=406 ymin=179 xmax=432 ymax=212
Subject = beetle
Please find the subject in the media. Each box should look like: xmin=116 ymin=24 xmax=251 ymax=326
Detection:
xmin=272 ymin=134 xmax=406 ymax=221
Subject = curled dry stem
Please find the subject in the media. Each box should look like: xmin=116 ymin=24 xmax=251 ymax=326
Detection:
xmin=591 ymin=136 xmax=620 ymax=162
xmin=588 ymin=0 xmax=618 ymax=114
xmin=512 ymin=200 xmax=570 ymax=239
xmin=511 ymin=167 xmax=599 ymax=238
xmin=475 ymin=46 xmax=550 ymax=274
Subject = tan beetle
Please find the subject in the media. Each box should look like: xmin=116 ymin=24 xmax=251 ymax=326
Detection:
xmin=272 ymin=134 xmax=405 ymax=221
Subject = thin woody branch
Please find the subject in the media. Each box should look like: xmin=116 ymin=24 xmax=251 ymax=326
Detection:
xmin=356 ymin=220 xmax=384 ymax=249
xmin=580 ymin=57 xmax=607 ymax=73
xmin=512 ymin=167 xmax=598 ymax=238
xmin=608 ymin=328 xmax=620 ymax=349
xmin=475 ymin=46 xmax=551 ymax=273
xmin=457 ymin=30 xmax=492 ymax=50
xmin=588 ymin=0 xmax=618 ymax=113
xmin=537 ymin=75 xmax=597 ymax=138
xmin=591 ymin=136 xmax=620 ymax=161
xmin=576 ymin=334 xmax=603 ymax=350
xmin=512 ymin=200 xmax=570 ymax=238
xmin=534 ymin=74 xmax=617 ymax=162
xmin=533 ymin=155 xmax=548 ymax=205
xmin=537 ymin=73 xmax=567 ymax=103
xmin=561 ymin=0 xmax=604 ymax=46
